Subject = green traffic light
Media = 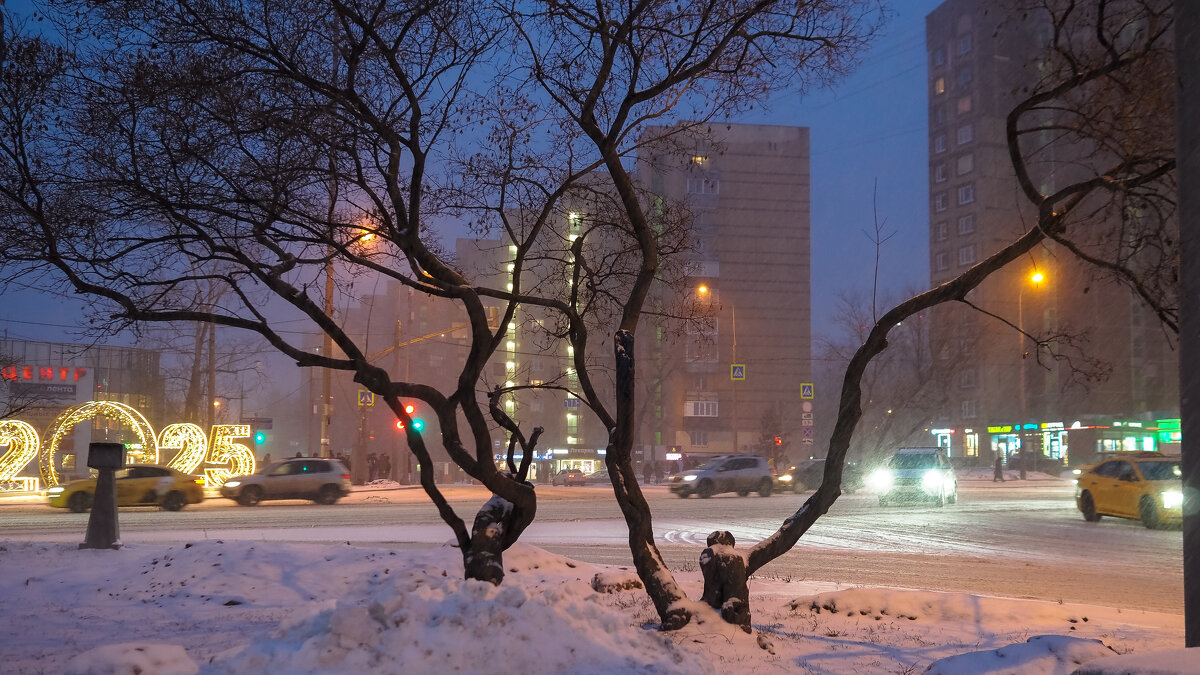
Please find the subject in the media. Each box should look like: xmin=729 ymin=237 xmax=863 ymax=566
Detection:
xmin=412 ymin=419 xmax=424 ymax=431
xmin=254 ymin=430 xmax=267 ymax=444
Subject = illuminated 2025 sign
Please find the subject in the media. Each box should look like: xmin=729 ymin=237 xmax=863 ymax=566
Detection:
xmin=0 ymin=400 xmax=255 ymax=488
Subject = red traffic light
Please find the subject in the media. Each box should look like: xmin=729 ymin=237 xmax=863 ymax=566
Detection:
xmin=774 ymin=436 xmax=783 ymax=446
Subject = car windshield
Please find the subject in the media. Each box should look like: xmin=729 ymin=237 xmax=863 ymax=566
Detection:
xmin=1137 ymin=461 xmax=1181 ymax=481
xmin=693 ymin=458 xmax=727 ymax=471
xmin=889 ymin=453 xmax=937 ymax=469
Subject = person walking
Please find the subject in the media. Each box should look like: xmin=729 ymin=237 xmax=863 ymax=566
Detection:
xmin=993 ymin=454 xmax=1005 ymax=482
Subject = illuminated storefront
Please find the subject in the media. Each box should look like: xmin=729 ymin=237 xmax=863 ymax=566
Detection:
xmin=934 ymin=416 xmax=1180 ymax=466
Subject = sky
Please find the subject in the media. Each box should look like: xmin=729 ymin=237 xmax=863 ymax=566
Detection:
xmin=0 ymin=1 xmax=937 ymax=347
xmin=0 ymin=499 xmax=1189 ymax=674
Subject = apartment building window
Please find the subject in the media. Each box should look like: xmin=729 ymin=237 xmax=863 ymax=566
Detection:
xmin=933 ymin=104 xmax=946 ymax=126
xmin=957 ymin=183 xmax=975 ymax=205
xmin=957 ymin=153 xmax=974 ymax=175
xmin=933 ymin=77 xmax=946 ymax=95
xmin=691 ymin=430 xmax=709 ymax=447
xmin=691 ymin=374 xmax=709 ymax=390
xmin=957 ymin=95 xmax=972 ymax=115
xmin=934 ymin=192 xmax=948 ymax=212
xmin=932 ymin=46 xmax=947 ymax=67
xmin=934 ymin=221 xmax=948 ymax=241
xmin=687 ymin=176 xmax=720 ymax=195
xmin=934 ymin=135 xmax=946 ymax=154
xmin=684 ymin=400 xmax=718 ymax=417
xmin=961 ymin=399 xmax=977 ymax=419
xmin=957 ymin=337 xmax=975 ymax=356
xmin=956 ymin=123 xmax=973 ymax=145
xmin=957 ymin=67 xmax=972 ymax=86
xmin=935 ymin=251 xmax=949 ymax=271
xmin=957 ymin=214 xmax=975 ymax=235
xmin=959 ymin=367 xmax=978 ymax=388
xmin=934 ymin=163 xmax=947 ymax=183
xmin=957 ymin=34 xmax=973 ymax=55
xmin=958 ymin=244 xmax=977 ymax=266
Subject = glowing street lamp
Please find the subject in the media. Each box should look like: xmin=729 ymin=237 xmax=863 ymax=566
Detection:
xmin=1018 ymin=269 xmax=1048 ymax=467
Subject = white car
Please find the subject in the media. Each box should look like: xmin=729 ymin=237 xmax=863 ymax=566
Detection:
xmin=220 ymin=458 xmax=351 ymax=506
xmin=867 ymin=448 xmax=958 ymax=507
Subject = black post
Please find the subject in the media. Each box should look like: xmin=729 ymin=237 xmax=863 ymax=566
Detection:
xmin=1178 ymin=0 xmax=1200 ymax=648
xmin=80 ymin=442 xmax=125 ymax=550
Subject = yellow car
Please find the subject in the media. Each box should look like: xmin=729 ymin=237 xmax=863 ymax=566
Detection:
xmin=47 ymin=464 xmax=205 ymax=513
xmin=1075 ymin=454 xmax=1182 ymax=528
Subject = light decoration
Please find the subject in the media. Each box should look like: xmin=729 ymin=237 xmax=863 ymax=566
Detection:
xmin=159 ymin=423 xmax=210 ymax=475
xmin=0 ymin=420 xmax=40 ymax=484
xmin=0 ymin=402 xmax=258 ymax=490
xmin=204 ymin=425 xmax=255 ymax=487
xmin=40 ymin=400 xmax=159 ymax=487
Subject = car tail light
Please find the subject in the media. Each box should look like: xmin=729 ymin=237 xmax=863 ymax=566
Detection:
xmin=342 ymin=474 xmax=351 ymax=480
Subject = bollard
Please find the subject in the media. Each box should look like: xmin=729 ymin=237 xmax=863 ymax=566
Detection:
xmin=80 ymin=442 xmax=125 ymax=550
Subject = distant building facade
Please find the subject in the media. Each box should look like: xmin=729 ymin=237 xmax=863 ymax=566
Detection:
xmin=636 ymin=123 xmax=813 ymax=464
xmin=925 ymin=0 xmax=1179 ymax=465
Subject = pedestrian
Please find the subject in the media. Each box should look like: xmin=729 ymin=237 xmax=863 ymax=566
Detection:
xmin=993 ymin=454 xmax=1004 ymax=482
xmin=294 ymin=451 xmax=302 ymax=458
xmin=643 ymin=461 xmax=653 ymax=484
xmin=262 ymin=453 xmax=272 ymax=466
xmin=378 ymin=453 xmax=391 ymax=481
xmin=367 ymin=453 xmax=378 ymax=481
xmin=654 ymin=461 xmax=664 ymax=484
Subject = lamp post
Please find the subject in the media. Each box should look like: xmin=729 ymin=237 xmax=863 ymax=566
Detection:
xmin=1018 ymin=270 xmax=1046 ymax=471
xmin=698 ymin=285 xmax=738 ymax=453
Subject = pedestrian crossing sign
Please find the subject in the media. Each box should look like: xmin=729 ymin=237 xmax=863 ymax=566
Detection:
xmin=800 ymin=383 xmax=814 ymax=399
xmin=358 ymin=389 xmax=375 ymax=407
xmin=731 ymin=364 xmax=746 ymax=381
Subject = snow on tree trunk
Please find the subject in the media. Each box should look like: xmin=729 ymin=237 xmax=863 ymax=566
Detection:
xmin=699 ymin=530 xmax=751 ymax=632
xmin=463 ymin=494 xmax=531 ymax=585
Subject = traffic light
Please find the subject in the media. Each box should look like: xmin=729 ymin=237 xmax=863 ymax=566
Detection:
xmin=254 ymin=430 xmax=268 ymax=445
xmin=396 ymin=403 xmax=425 ymax=431
xmin=774 ymin=436 xmax=783 ymax=446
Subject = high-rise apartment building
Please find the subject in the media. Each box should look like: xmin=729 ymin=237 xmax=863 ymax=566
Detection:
xmin=925 ymin=0 xmax=1179 ymax=464
xmin=637 ymin=123 xmax=813 ymax=464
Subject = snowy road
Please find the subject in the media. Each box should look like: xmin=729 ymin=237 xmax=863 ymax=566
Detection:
xmin=0 ymin=477 xmax=1183 ymax=613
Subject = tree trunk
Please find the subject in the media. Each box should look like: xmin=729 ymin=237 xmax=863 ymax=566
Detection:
xmin=463 ymin=491 xmax=536 ymax=584
xmin=699 ymin=531 xmax=751 ymax=632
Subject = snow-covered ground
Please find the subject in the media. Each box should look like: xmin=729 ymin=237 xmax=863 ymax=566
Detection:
xmin=0 ymin=537 xmax=1190 ymax=674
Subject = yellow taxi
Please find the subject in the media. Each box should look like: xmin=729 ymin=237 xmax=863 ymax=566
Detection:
xmin=47 ymin=464 xmax=205 ymax=513
xmin=1075 ymin=453 xmax=1182 ymax=528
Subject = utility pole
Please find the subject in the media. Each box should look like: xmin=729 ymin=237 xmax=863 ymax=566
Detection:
xmin=1177 ymin=0 xmax=1199 ymax=647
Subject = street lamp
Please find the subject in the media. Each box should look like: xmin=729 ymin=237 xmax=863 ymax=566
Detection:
xmin=697 ymin=284 xmax=739 ymax=453
xmin=1018 ymin=269 xmax=1046 ymax=470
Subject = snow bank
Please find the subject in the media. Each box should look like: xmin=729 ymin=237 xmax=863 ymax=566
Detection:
xmin=1071 ymin=647 xmax=1200 ymax=675
xmin=65 ymin=643 xmax=198 ymax=675
xmin=925 ymin=635 xmax=1114 ymax=674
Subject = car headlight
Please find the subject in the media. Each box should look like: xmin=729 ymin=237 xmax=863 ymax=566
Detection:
xmin=867 ymin=469 xmax=893 ymax=492
xmin=48 ymin=487 xmax=65 ymax=494
xmin=224 ymin=481 xmax=241 ymax=488
xmin=779 ymin=475 xmax=793 ymax=482
xmin=922 ymin=470 xmax=944 ymax=494
xmin=1161 ymin=490 xmax=1183 ymax=509
xmin=683 ymin=475 xmax=697 ymax=482
xmin=1072 ymin=468 xmax=1082 ymax=476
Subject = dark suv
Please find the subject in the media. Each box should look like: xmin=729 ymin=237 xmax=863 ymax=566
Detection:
xmin=668 ymin=455 xmax=774 ymax=498
xmin=220 ymin=458 xmax=351 ymax=506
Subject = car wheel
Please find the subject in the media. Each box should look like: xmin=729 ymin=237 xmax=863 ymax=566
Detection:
xmin=697 ymin=480 xmax=715 ymax=499
xmin=736 ymin=490 xmax=750 ymax=497
xmin=758 ymin=478 xmax=772 ymax=497
xmin=161 ymin=490 xmax=186 ymax=512
xmin=676 ymin=490 xmax=691 ymax=498
xmin=315 ymin=485 xmax=341 ymax=505
xmin=67 ymin=491 xmax=92 ymax=513
xmin=1079 ymin=491 xmax=1101 ymax=522
xmin=237 ymin=485 xmax=263 ymax=507
xmin=1139 ymin=497 xmax=1160 ymax=530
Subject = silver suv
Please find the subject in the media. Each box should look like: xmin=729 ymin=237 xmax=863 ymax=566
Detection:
xmin=220 ymin=458 xmax=351 ymax=506
xmin=867 ymin=448 xmax=958 ymax=506
xmin=668 ymin=455 xmax=774 ymax=499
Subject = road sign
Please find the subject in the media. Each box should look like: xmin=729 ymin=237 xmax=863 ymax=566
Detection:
xmin=800 ymin=383 xmax=814 ymax=399
xmin=358 ymin=389 xmax=375 ymax=407
xmin=801 ymin=401 xmax=813 ymax=413
xmin=801 ymin=412 xmax=813 ymax=421
xmin=801 ymin=419 xmax=814 ymax=426
xmin=240 ymin=417 xmax=273 ymax=429
xmin=801 ymin=426 xmax=814 ymax=443
xmin=731 ymin=364 xmax=746 ymax=381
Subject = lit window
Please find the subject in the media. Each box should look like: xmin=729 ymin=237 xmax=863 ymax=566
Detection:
xmin=934 ymin=135 xmax=946 ymax=154
xmin=933 ymin=77 xmax=946 ymax=95
xmin=957 ymin=184 xmax=975 ymax=205
xmin=956 ymin=124 xmax=973 ymax=145
xmin=691 ymin=155 xmax=707 ymax=165
xmin=934 ymin=192 xmax=948 ymax=213
xmin=958 ymin=244 xmax=976 ymax=266
xmin=957 ymin=34 xmax=972 ymax=55
xmin=934 ymin=163 xmax=948 ymax=183
xmin=567 ymin=211 xmax=581 ymax=225
xmin=506 ymin=341 xmax=515 ymax=349
xmin=957 ymin=153 xmax=974 ymax=175
xmin=957 ymin=214 xmax=975 ymax=235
